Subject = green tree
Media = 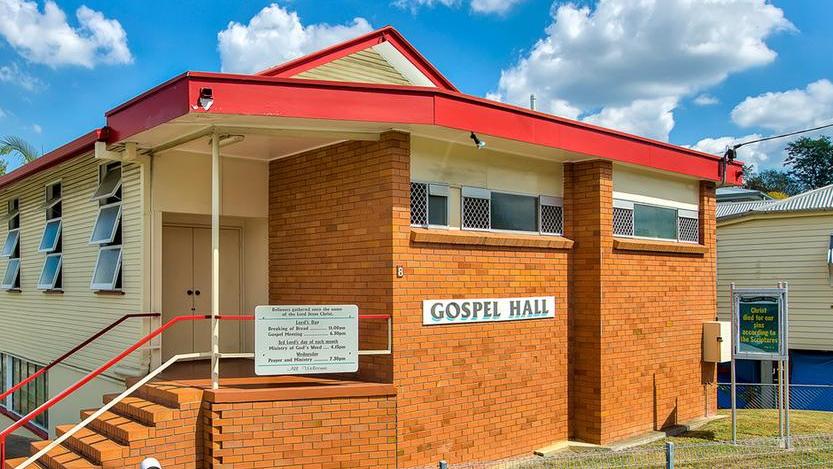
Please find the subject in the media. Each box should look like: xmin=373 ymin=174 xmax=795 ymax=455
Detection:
xmin=784 ymin=136 xmax=833 ymax=191
xmin=742 ymin=164 xmax=800 ymax=196
xmin=0 ymin=136 xmax=41 ymax=176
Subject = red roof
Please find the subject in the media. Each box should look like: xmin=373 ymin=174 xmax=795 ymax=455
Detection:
xmin=1 ymin=26 xmax=744 ymax=190
xmin=256 ymin=26 xmax=458 ymax=92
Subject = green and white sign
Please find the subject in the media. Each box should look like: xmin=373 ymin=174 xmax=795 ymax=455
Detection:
xmin=732 ymin=289 xmax=787 ymax=360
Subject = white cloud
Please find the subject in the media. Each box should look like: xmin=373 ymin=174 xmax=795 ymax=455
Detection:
xmin=31 ymin=123 xmax=42 ymax=134
xmin=693 ymin=94 xmax=719 ymax=106
xmin=0 ymin=0 xmax=132 ymax=68
xmin=394 ymin=0 xmax=521 ymax=14
xmin=583 ymin=97 xmax=677 ymax=141
xmin=0 ymin=62 xmax=43 ymax=91
xmin=218 ymin=4 xmax=373 ymax=74
xmin=470 ymin=0 xmax=523 ymax=14
xmin=491 ymin=0 xmax=792 ymax=140
xmin=691 ymin=134 xmax=775 ymax=169
xmin=731 ymin=79 xmax=833 ymax=132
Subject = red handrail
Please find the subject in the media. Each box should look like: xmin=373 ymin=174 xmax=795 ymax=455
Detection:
xmin=0 ymin=313 xmax=160 ymax=405
xmin=0 ymin=312 xmax=390 ymax=466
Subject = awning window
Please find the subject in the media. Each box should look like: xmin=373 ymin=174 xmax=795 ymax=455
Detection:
xmin=92 ymin=163 xmax=122 ymax=201
xmin=90 ymin=203 xmax=122 ymax=245
xmin=91 ymin=246 xmax=122 ymax=291
xmin=1 ymin=258 xmax=20 ymax=290
xmin=38 ymin=218 xmax=61 ymax=253
xmin=37 ymin=253 xmax=62 ymax=290
xmin=1 ymin=229 xmax=19 ymax=258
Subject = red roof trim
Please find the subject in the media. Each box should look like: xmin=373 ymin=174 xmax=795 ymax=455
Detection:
xmin=256 ymin=26 xmax=459 ymax=92
xmin=0 ymin=128 xmax=107 ymax=191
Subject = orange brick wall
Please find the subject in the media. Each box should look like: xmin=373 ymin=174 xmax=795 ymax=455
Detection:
xmin=268 ymin=133 xmax=408 ymax=383
xmin=204 ymin=396 xmax=397 ymax=468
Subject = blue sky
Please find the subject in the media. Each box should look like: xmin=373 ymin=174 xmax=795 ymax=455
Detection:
xmin=0 ymin=0 xmax=831 ymax=172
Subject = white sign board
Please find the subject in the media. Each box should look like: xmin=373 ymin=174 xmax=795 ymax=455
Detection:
xmin=423 ymin=296 xmax=555 ymax=326
xmin=255 ymin=305 xmax=358 ymax=375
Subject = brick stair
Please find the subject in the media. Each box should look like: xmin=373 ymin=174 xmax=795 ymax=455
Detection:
xmin=5 ymin=382 xmax=203 ymax=469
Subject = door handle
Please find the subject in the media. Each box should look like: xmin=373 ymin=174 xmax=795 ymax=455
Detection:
xmin=186 ymin=289 xmax=193 ymax=296
xmin=194 ymin=290 xmax=201 ymax=296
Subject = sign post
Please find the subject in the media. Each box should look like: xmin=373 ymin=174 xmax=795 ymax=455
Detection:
xmin=730 ymin=284 xmax=789 ymax=447
xmin=254 ymin=305 xmax=359 ymax=375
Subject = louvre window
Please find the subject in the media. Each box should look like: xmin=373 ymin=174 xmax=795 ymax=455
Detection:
xmin=90 ymin=245 xmax=122 ymax=291
xmin=90 ymin=203 xmax=122 ymax=244
xmin=37 ymin=253 xmax=62 ymax=290
xmin=613 ymin=199 xmax=699 ymax=243
xmin=91 ymin=163 xmax=123 ymax=291
xmin=410 ymin=182 xmax=449 ymax=227
xmin=0 ymin=353 xmax=48 ymax=429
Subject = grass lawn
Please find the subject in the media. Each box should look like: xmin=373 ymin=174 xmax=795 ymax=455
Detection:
xmin=519 ymin=410 xmax=833 ymax=468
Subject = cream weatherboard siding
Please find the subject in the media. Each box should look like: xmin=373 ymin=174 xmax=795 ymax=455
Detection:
xmin=717 ymin=213 xmax=833 ymax=351
xmin=0 ymin=154 xmax=146 ymax=378
xmin=294 ymin=48 xmax=411 ymax=85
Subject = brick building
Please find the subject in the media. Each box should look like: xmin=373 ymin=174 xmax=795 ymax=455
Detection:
xmin=0 ymin=27 xmax=742 ymax=468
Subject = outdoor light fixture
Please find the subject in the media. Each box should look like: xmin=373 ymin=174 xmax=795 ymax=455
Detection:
xmin=198 ymin=87 xmax=214 ymax=111
xmin=470 ymin=132 xmax=486 ymax=150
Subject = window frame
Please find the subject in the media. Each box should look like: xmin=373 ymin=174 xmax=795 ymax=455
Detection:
xmin=91 ymin=162 xmax=122 ymax=202
xmin=461 ymin=186 xmax=564 ymax=236
xmin=90 ymin=245 xmax=123 ymax=291
xmin=89 ymin=202 xmax=123 ymax=245
xmin=0 ymin=353 xmax=48 ymax=430
xmin=612 ymin=198 xmax=700 ymax=243
xmin=1 ymin=229 xmax=19 ymax=258
xmin=1 ymin=258 xmax=20 ymax=290
xmin=410 ymin=181 xmax=450 ymax=229
xmin=38 ymin=218 xmax=62 ymax=253
xmin=37 ymin=252 xmax=63 ymax=291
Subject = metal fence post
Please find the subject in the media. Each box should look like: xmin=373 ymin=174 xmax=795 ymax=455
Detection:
xmin=665 ymin=441 xmax=675 ymax=469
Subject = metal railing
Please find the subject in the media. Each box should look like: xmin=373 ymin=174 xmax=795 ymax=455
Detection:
xmin=0 ymin=312 xmax=391 ymax=468
xmin=0 ymin=313 xmax=159 ymax=438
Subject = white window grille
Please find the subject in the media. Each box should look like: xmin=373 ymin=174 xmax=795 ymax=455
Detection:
xmin=677 ymin=209 xmax=699 ymax=243
xmin=540 ymin=196 xmax=564 ymax=235
xmin=462 ymin=187 xmax=491 ymax=230
xmin=410 ymin=182 xmax=449 ymax=227
xmin=0 ymin=353 xmax=48 ymax=429
xmin=91 ymin=245 xmax=122 ymax=291
xmin=90 ymin=202 xmax=122 ymax=244
xmin=613 ymin=200 xmax=635 ymax=237
xmin=410 ymin=182 xmax=428 ymax=226
xmin=37 ymin=253 xmax=62 ymax=290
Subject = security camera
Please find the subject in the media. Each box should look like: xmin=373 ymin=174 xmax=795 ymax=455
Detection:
xmin=140 ymin=457 xmax=162 ymax=469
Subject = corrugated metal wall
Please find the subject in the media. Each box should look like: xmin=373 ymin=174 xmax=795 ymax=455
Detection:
xmin=717 ymin=214 xmax=833 ymax=351
xmin=0 ymin=154 xmax=144 ymax=377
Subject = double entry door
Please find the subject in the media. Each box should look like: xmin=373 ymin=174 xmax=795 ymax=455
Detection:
xmin=161 ymin=225 xmax=242 ymax=360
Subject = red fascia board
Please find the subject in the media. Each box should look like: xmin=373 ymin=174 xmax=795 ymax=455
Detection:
xmin=102 ymin=71 xmax=742 ymax=184
xmin=0 ymin=128 xmax=107 ymax=191
xmin=256 ymin=26 xmax=458 ymax=92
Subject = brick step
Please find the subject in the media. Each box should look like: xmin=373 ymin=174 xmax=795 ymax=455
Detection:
xmin=4 ymin=457 xmax=48 ymax=469
xmin=133 ymin=382 xmax=202 ymax=409
xmin=56 ymin=426 xmax=128 ymax=464
xmin=102 ymin=394 xmax=174 ymax=427
xmin=80 ymin=409 xmax=151 ymax=445
xmin=28 ymin=441 xmax=100 ymax=469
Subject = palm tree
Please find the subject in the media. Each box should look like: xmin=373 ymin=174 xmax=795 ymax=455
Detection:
xmin=0 ymin=136 xmax=41 ymax=175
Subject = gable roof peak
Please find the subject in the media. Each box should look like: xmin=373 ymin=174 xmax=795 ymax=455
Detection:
xmin=256 ymin=26 xmax=458 ymax=91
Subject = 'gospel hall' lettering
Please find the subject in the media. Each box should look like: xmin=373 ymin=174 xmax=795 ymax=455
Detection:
xmin=423 ymin=297 xmax=555 ymax=325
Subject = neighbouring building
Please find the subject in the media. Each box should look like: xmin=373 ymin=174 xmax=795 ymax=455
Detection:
xmin=717 ymin=185 xmax=833 ymax=408
xmin=0 ymin=26 xmax=742 ymax=468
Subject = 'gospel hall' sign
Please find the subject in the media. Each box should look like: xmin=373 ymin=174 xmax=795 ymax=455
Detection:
xmin=423 ymin=296 xmax=555 ymax=325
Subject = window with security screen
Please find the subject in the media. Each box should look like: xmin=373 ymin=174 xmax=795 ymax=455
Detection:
xmin=540 ymin=196 xmax=564 ymax=235
xmin=410 ymin=182 xmax=449 ymax=227
xmin=613 ymin=199 xmax=699 ymax=243
xmin=461 ymin=187 xmax=563 ymax=235
xmin=90 ymin=162 xmax=123 ymax=291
